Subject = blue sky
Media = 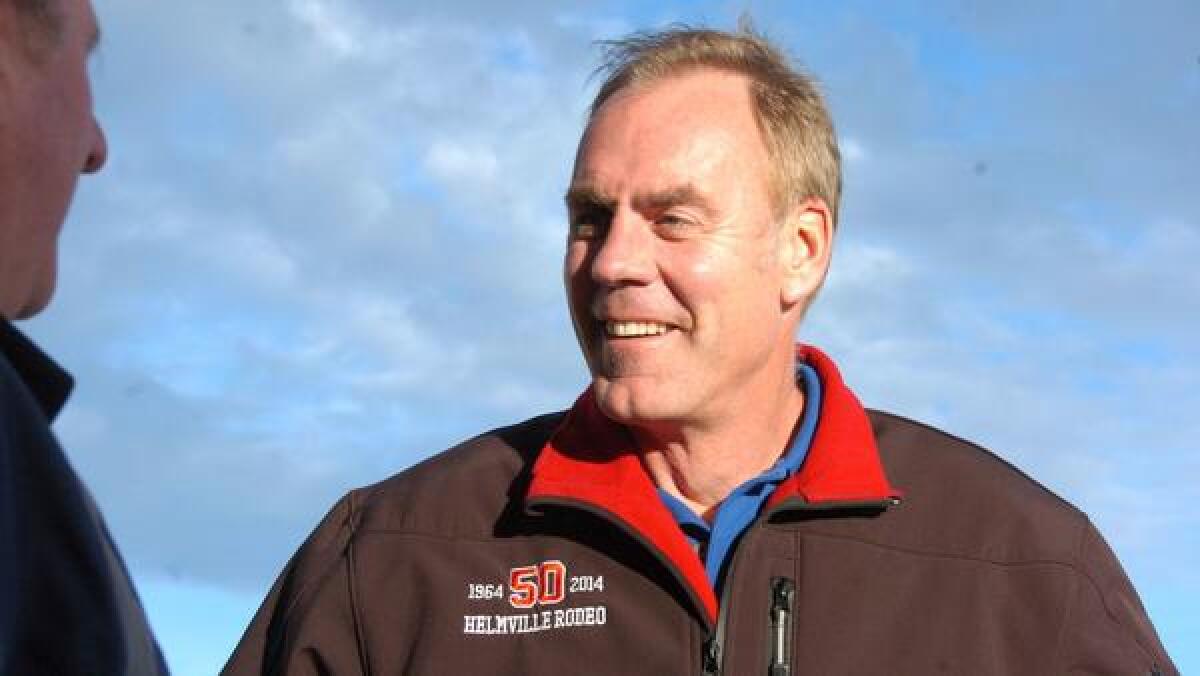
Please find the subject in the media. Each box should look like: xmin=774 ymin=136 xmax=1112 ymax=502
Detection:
xmin=22 ymin=1 xmax=1198 ymax=673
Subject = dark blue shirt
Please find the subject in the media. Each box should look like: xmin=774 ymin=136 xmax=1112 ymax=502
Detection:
xmin=658 ymin=362 xmax=822 ymax=590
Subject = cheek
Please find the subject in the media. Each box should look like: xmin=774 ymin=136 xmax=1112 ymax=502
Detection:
xmin=671 ymin=248 xmax=730 ymax=311
xmin=563 ymin=247 xmax=593 ymax=316
xmin=680 ymin=250 xmax=778 ymax=333
xmin=563 ymin=246 xmax=589 ymax=291
xmin=687 ymin=248 xmax=720 ymax=279
xmin=563 ymin=242 xmax=587 ymax=275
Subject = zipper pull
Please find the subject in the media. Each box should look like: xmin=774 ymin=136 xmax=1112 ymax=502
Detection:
xmin=702 ymin=635 xmax=722 ymax=676
xmin=768 ymin=577 xmax=795 ymax=676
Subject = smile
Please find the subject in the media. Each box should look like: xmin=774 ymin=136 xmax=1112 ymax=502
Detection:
xmin=605 ymin=320 xmax=671 ymax=337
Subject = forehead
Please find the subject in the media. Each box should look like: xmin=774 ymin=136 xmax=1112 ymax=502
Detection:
xmin=572 ymin=69 xmax=770 ymax=194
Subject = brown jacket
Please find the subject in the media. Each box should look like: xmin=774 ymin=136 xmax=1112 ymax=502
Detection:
xmin=224 ymin=348 xmax=1176 ymax=675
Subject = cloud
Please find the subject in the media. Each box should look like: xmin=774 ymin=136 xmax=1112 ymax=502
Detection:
xmin=425 ymin=138 xmax=501 ymax=185
xmin=25 ymin=3 xmax=1196 ymax=654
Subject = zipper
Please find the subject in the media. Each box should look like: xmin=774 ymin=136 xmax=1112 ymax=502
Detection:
xmin=701 ymin=637 xmax=721 ymax=676
xmin=767 ymin=577 xmax=795 ymax=676
xmin=700 ymin=570 xmax=733 ymax=676
xmin=702 ymin=518 xmax=781 ymax=676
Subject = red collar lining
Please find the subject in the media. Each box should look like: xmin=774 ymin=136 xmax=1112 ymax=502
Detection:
xmin=525 ymin=389 xmax=718 ymax=623
xmin=765 ymin=345 xmax=901 ymax=509
xmin=525 ymin=345 xmax=900 ymax=624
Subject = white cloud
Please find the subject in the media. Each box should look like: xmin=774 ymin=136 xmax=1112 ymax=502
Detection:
xmin=288 ymin=0 xmax=363 ymax=59
xmin=425 ymin=139 xmax=500 ymax=185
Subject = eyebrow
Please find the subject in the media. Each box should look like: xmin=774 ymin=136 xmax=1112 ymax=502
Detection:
xmin=565 ymin=183 xmax=715 ymax=218
xmin=631 ymin=184 xmax=714 ymax=216
xmin=564 ymin=184 xmax=615 ymax=212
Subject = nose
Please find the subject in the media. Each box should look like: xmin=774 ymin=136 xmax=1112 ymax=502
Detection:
xmin=589 ymin=208 xmax=656 ymax=287
xmin=82 ymin=116 xmax=107 ymax=174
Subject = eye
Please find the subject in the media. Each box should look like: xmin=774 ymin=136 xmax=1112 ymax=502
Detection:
xmin=655 ymin=212 xmax=696 ymax=237
xmin=569 ymin=208 xmax=611 ymax=240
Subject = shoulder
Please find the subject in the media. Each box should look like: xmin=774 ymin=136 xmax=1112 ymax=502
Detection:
xmin=341 ymin=411 xmax=565 ymax=541
xmin=866 ymin=409 xmax=1088 ymax=564
xmin=224 ymin=412 xmax=567 ymax=672
xmin=852 ymin=411 xmax=1175 ymax=673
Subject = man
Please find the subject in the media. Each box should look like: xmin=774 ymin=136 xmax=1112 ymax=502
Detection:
xmin=0 ymin=1 xmax=167 ymax=673
xmin=226 ymin=27 xmax=1177 ymax=675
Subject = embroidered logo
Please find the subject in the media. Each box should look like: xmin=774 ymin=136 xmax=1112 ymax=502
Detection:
xmin=463 ymin=559 xmax=607 ymax=635
xmin=507 ymin=560 xmax=565 ymax=608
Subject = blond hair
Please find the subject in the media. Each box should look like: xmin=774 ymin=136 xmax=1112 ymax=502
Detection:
xmin=590 ymin=24 xmax=842 ymax=226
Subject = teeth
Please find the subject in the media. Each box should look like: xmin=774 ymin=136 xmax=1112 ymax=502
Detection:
xmin=606 ymin=321 xmax=670 ymax=337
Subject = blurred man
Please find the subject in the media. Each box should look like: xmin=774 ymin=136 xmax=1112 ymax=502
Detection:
xmin=0 ymin=0 xmax=167 ymax=672
xmin=226 ymin=26 xmax=1176 ymax=675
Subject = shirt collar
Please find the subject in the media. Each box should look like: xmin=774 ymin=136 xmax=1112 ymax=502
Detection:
xmin=658 ymin=360 xmax=824 ymax=530
xmin=0 ymin=319 xmax=73 ymax=420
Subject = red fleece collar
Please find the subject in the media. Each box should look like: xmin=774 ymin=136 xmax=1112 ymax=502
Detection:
xmin=766 ymin=345 xmax=901 ymax=508
xmin=525 ymin=345 xmax=900 ymax=624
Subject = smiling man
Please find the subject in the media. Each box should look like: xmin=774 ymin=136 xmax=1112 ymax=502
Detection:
xmin=227 ymin=26 xmax=1176 ymax=675
xmin=0 ymin=0 xmax=166 ymax=673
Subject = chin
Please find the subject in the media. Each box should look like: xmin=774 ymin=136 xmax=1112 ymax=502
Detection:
xmin=591 ymin=378 xmax=677 ymax=427
xmin=14 ymin=282 xmax=56 ymax=320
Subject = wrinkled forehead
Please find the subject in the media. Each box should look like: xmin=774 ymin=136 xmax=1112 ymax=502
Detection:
xmin=570 ymin=71 xmax=771 ymax=197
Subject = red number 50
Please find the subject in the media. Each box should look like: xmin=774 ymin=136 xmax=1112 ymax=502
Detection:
xmin=508 ymin=560 xmax=567 ymax=608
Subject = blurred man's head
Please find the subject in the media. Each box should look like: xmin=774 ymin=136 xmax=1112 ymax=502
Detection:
xmin=0 ymin=0 xmax=107 ymax=319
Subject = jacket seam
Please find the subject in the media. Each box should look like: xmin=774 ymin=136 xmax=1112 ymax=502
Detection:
xmin=353 ymin=528 xmax=553 ymax=544
xmin=804 ymin=524 xmax=1161 ymax=671
xmin=354 ymin=526 xmax=1090 ymax=571
xmin=346 ymin=489 xmax=372 ymax=676
xmin=1071 ymin=520 xmax=1159 ymax=667
xmin=1048 ymin=517 xmax=1088 ymax=674
xmin=792 ymin=530 xmax=1082 ymax=569
xmin=263 ymin=493 xmax=359 ymax=676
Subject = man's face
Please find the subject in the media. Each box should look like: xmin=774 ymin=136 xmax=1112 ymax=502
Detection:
xmin=0 ymin=0 xmax=107 ymax=319
xmin=565 ymin=69 xmax=796 ymax=428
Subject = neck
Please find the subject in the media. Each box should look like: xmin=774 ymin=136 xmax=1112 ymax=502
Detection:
xmin=636 ymin=363 xmax=805 ymax=521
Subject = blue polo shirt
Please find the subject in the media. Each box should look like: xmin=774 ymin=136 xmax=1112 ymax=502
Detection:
xmin=657 ymin=363 xmax=822 ymax=590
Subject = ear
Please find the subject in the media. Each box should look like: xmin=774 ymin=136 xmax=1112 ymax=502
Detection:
xmin=778 ymin=198 xmax=833 ymax=310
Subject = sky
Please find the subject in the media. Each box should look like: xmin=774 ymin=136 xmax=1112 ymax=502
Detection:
xmin=20 ymin=0 xmax=1197 ymax=673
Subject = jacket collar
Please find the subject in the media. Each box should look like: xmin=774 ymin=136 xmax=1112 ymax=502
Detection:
xmin=0 ymin=318 xmax=73 ymax=421
xmin=525 ymin=345 xmax=901 ymax=623
xmin=765 ymin=345 xmax=901 ymax=509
